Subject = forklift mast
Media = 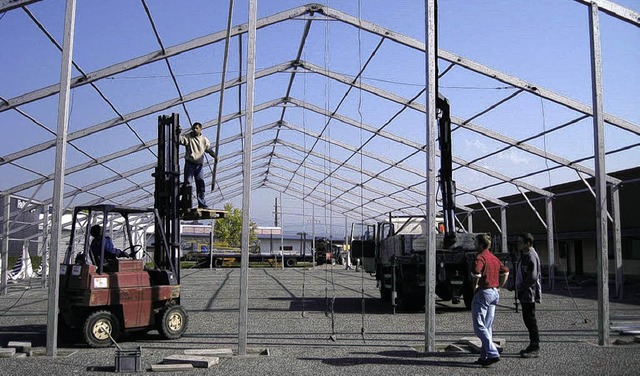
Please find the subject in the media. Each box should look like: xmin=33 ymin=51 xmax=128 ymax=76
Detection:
xmin=154 ymin=113 xmax=181 ymax=282
xmin=437 ymin=94 xmax=457 ymax=245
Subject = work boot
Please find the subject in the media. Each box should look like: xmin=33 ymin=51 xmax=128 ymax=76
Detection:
xmin=477 ymin=357 xmax=500 ymax=367
xmin=520 ymin=344 xmax=539 ymax=358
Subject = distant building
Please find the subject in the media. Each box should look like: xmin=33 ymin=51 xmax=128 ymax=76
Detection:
xmin=180 ymin=224 xmax=316 ymax=256
xmin=466 ymin=166 xmax=640 ymax=281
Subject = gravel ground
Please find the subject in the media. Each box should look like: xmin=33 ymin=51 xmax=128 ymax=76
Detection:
xmin=0 ymin=266 xmax=639 ymax=375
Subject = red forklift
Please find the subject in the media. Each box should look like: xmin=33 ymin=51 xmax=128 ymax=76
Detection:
xmin=58 ymin=114 xmax=224 ymax=347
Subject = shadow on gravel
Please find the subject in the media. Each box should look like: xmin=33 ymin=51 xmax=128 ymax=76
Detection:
xmin=301 ymin=350 xmax=479 ymax=368
xmin=86 ymin=366 xmax=117 ymax=373
xmin=541 ymin=279 xmax=640 ymax=305
xmin=0 ymin=324 xmax=46 ymax=347
xmin=266 ymin=297 xmax=472 ymax=315
xmin=269 ymin=297 xmax=391 ymax=314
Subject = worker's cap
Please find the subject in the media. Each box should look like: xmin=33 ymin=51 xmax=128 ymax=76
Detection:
xmin=90 ymin=224 xmax=102 ymax=237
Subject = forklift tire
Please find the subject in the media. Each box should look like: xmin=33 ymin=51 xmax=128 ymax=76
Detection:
xmin=158 ymin=305 xmax=188 ymax=340
xmin=82 ymin=310 xmax=120 ymax=348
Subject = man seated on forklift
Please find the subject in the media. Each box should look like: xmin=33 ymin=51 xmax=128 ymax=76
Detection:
xmin=176 ymin=122 xmax=217 ymax=209
xmin=89 ymin=224 xmax=130 ymax=265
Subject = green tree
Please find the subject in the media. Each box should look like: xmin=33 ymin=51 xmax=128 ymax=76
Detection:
xmin=214 ymin=203 xmax=258 ymax=250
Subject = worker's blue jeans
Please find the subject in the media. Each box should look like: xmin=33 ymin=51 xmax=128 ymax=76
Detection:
xmin=471 ymin=287 xmax=500 ymax=360
xmin=184 ymin=161 xmax=207 ymax=208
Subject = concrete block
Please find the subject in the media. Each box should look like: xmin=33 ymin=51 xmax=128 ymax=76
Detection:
xmin=613 ymin=338 xmax=635 ymax=346
xmin=459 ymin=337 xmax=482 ymax=353
xmin=493 ymin=338 xmax=507 ymax=348
xmin=444 ymin=344 xmax=467 ymax=352
xmin=458 ymin=337 xmax=504 ymax=353
xmin=0 ymin=348 xmax=16 ymax=358
xmin=7 ymin=341 xmax=32 ymax=353
xmin=163 ymin=355 xmax=219 ymax=368
xmin=14 ymin=353 xmax=27 ymax=358
xmin=151 ymin=363 xmax=194 ymax=372
xmin=635 ymin=335 xmax=640 ymax=343
xmin=184 ymin=348 xmax=233 ymax=356
xmin=247 ymin=347 xmax=270 ymax=356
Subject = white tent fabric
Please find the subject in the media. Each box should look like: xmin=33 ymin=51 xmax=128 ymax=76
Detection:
xmin=8 ymin=243 xmax=34 ymax=281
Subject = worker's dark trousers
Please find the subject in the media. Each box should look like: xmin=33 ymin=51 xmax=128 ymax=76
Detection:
xmin=184 ymin=161 xmax=207 ymax=208
xmin=521 ymin=302 xmax=539 ymax=348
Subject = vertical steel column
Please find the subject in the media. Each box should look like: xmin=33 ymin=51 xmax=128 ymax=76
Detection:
xmin=1 ymin=195 xmax=9 ymax=295
xmin=170 ymin=114 xmax=180 ymax=283
xmin=210 ymin=220 xmax=215 ymax=269
xmin=280 ymin=192 xmax=284 ymax=266
xmin=467 ymin=213 xmax=473 ymax=233
xmin=238 ymin=0 xmax=257 ymax=356
xmin=500 ymin=206 xmax=507 ymax=253
xmin=344 ymin=215 xmax=348 ymax=258
xmin=588 ymin=2 xmax=609 ymax=346
xmin=424 ymin=0 xmax=437 ymax=353
xmin=545 ymin=198 xmax=555 ymax=291
xmin=611 ymin=184 xmax=623 ymax=299
xmin=41 ymin=205 xmax=50 ymax=289
xmin=46 ymin=0 xmax=77 ymax=357
xmin=312 ymin=205 xmax=316 ymax=263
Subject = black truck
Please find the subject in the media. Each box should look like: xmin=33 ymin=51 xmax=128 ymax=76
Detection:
xmin=350 ymin=95 xmax=481 ymax=312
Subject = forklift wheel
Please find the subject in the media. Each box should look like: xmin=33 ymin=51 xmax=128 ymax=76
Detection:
xmin=82 ymin=310 xmax=120 ymax=348
xmin=158 ymin=305 xmax=188 ymax=340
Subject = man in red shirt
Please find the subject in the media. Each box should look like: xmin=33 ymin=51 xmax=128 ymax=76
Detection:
xmin=471 ymin=233 xmax=509 ymax=367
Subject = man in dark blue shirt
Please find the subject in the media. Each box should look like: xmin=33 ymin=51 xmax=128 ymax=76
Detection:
xmin=515 ymin=233 xmax=542 ymax=358
xmin=89 ymin=225 xmax=128 ymax=265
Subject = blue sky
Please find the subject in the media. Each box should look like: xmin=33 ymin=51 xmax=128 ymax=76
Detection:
xmin=1 ymin=0 xmax=638 ymax=237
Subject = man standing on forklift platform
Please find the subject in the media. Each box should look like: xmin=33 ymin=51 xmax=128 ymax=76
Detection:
xmin=176 ymin=122 xmax=217 ymax=209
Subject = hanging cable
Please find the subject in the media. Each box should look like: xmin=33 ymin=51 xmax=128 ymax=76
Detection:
xmin=23 ymin=7 xmax=151 ymax=151
xmin=322 ymin=3 xmax=337 ymax=342
xmin=302 ymin=34 xmax=308 ymax=270
xmin=538 ymin=98 xmax=590 ymax=324
xmin=323 ymin=2 xmax=330 ymax=319
xmin=301 ymin=268 xmax=307 ymax=317
xmin=210 ymin=0 xmax=235 ymax=192
xmin=140 ymin=0 xmax=192 ymax=127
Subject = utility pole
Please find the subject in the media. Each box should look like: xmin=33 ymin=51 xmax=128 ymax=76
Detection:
xmin=274 ymin=197 xmax=278 ymax=226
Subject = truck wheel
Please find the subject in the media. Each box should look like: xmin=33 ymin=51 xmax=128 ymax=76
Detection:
xmin=380 ymin=285 xmax=391 ymax=302
xmin=285 ymin=258 xmax=297 ymax=267
xmin=158 ymin=305 xmax=188 ymax=340
xmin=82 ymin=310 xmax=120 ymax=348
xmin=463 ymin=283 xmax=474 ymax=310
xmin=214 ymin=258 xmax=223 ymax=268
